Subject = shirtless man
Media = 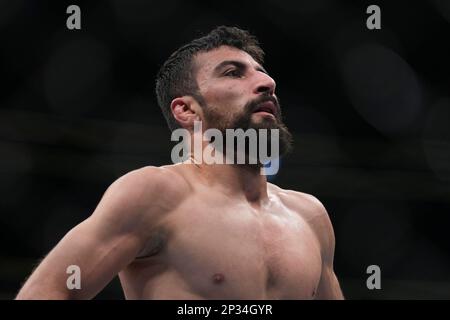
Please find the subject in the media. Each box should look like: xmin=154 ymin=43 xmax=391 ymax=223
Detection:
xmin=16 ymin=26 xmax=344 ymax=300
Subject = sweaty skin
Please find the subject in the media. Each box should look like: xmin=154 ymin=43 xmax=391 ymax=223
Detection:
xmin=16 ymin=45 xmax=344 ymax=300
xmin=118 ymin=165 xmax=343 ymax=300
xmin=16 ymin=164 xmax=342 ymax=300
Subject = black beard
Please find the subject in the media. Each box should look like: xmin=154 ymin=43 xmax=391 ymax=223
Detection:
xmin=202 ymin=95 xmax=294 ymax=161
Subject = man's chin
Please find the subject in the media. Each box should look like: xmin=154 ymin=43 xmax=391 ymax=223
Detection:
xmin=248 ymin=117 xmax=279 ymax=130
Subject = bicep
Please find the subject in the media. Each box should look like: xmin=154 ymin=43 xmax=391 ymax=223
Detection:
xmin=16 ymin=167 xmax=175 ymax=299
xmin=16 ymin=172 xmax=157 ymax=299
xmin=306 ymin=195 xmax=343 ymax=299
xmin=17 ymin=216 xmax=143 ymax=299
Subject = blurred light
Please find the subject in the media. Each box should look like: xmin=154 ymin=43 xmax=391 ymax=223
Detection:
xmin=263 ymin=157 xmax=281 ymax=181
xmin=338 ymin=43 xmax=423 ymax=136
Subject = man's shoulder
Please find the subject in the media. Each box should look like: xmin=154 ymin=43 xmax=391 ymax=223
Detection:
xmin=98 ymin=165 xmax=191 ymax=218
xmin=114 ymin=165 xmax=190 ymax=192
xmin=269 ymin=183 xmax=335 ymax=255
xmin=268 ymin=183 xmax=328 ymax=221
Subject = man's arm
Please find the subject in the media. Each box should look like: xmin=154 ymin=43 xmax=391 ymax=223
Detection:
xmin=307 ymin=196 xmax=344 ymax=300
xmin=16 ymin=167 xmax=170 ymax=299
xmin=315 ymin=263 xmax=344 ymax=299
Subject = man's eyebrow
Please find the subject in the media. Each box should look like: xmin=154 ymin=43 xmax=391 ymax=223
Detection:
xmin=213 ymin=60 xmax=268 ymax=75
xmin=256 ymin=65 xmax=268 ymax=74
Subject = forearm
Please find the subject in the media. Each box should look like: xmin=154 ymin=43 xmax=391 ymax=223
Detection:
xmin=16 ymin=284 xmax=72 ymax=300
xmin=16 ymin=273 xmax=73 ymax=300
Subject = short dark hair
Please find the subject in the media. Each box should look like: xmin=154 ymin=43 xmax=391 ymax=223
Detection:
xmin=155 ymin=26 xmax=265 ymax=131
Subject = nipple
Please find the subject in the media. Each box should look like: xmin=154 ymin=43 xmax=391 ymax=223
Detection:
xmin=212 ymin=273 xmax=225 ymax=284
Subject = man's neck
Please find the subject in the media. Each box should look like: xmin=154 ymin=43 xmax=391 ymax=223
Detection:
xmin=188 ymin=154 xmax=269 ymax=206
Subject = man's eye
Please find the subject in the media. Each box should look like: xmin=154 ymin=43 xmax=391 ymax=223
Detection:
xmin=224 ymin=69 xmax=242 ymax=77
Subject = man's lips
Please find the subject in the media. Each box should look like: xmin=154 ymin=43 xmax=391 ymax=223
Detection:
xmin=252 ymin=100 xmax=277 ymax=116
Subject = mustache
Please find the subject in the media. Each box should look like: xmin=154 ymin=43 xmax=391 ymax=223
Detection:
xmin=245 ymin=94 xmax=281 ymax=118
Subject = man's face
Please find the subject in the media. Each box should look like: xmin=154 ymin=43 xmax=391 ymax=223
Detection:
xmin=193 ymin=45 xmax=292 ymax=155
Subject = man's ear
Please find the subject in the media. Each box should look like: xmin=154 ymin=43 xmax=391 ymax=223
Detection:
xmin=170 ymin=96 xmax=201 ymax=129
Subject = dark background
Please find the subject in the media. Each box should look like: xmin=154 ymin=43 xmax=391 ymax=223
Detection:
xmin=1 ymin=0 xmax=450 ymax=299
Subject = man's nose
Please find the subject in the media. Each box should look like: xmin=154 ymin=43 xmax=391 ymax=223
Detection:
xmin=253 ymin=72 xmax=276 ymax=96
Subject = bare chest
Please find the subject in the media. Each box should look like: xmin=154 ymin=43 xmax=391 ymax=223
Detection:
xmin=159 ymin=199 xmax=323 ymax=299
